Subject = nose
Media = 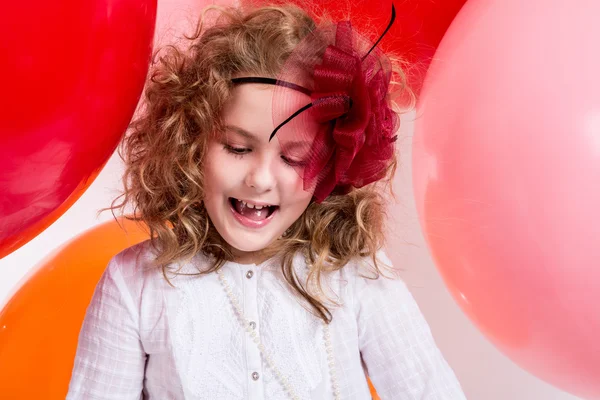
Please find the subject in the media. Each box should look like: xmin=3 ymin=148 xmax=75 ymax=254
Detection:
xmin=244 ymin=155 xmax=275 ymax=193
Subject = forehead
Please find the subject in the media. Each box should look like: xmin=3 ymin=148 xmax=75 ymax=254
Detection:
xmin=222 ymin=83 xmax=319 ymax=144
xmin=222 ymin=84 xmax=273 ymax=124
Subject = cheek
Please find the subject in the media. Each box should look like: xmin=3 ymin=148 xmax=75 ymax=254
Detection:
xmin=203 ymin=157 xmax=221 ymax=190
xmin=280 ymin=169 xmax=312 ymax=204
xmin=280 ymin=167 xmax=305 ymax=192
xmin=203 ymin=147 xmax=240 ymax=192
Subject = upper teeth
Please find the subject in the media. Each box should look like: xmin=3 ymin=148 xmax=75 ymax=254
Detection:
xmin=240 ymin=200 xmax=270 ymax=209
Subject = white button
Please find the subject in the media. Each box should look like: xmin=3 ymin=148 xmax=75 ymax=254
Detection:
xmin=249 ymin=321 xmax=256 ymax=329
xmin=252 ymin=371 xmax=260 ymax=380
xmin=246 ymin=270 xmax=254 ymax=279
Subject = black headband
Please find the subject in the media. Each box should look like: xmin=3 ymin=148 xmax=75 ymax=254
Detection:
xmin=231 ymin=4 xmax=396 ymax=142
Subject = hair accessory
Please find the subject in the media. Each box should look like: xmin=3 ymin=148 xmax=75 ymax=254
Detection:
xmin=232 ymin=5 xmax=399 ymax=202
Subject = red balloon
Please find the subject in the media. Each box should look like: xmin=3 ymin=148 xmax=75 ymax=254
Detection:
xmin=241 ymin=0 xmax=466 ymax=95
xmin=0 ymin=0 xmax=157 ymax=258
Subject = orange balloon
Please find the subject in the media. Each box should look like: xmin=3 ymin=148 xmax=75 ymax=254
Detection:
xmin=369 ymin=378 xmax=380 ymax=399
xmin=0 ymin=218 xmax=149 ymax=399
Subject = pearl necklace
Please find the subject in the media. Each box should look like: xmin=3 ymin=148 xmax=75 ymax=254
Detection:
xmin=215 ymin=256 xmax=341 ymax=400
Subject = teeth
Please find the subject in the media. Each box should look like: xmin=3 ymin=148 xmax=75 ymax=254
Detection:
xmin=237 ymin=199 xmax=270 ymax=209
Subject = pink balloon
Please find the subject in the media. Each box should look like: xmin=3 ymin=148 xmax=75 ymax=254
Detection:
xmin=413 ymin=0 xmax=600 ymax=398
xmin=154 ymin=0 xmax=239 ymax=48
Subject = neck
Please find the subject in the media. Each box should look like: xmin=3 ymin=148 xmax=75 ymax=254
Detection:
xmin=228 ymin=241 xmax=285 ymax=265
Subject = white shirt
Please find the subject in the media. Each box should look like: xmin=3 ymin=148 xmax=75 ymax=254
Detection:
xmin=67 ymin=240 xmax=466 ymax=400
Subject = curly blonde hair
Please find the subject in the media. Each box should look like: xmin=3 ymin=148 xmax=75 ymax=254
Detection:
xmin=110 ymin=2 xmax=414 ymax=322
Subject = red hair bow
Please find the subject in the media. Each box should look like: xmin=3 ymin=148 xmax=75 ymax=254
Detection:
xmin=233 ymin=6 xmax=399 ymax=202
xmin=303 ymin=21 xmax=399 ymax=202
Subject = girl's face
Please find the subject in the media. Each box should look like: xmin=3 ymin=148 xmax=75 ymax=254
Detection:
xmin=203 ymin=84 xmax=314 ymax=263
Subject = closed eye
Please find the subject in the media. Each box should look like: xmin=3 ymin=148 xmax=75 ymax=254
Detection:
xmin=224 ymin=144 xmax=251 ymax=157
xmin=281 ymin=155 xmax=307 ymax=167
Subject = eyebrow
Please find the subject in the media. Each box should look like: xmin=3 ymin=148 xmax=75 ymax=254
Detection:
xmin=224 ymin=125 xmax=259 ymax=142
xmin=224 ymin=125 xmax=311 ymax=150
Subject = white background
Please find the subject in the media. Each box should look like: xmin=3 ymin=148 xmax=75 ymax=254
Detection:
xmin=0 ymin=1 xmax=586 ymax=399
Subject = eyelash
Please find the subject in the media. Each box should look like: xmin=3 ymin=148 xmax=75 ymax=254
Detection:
xmin=223 ymin=144 xmax=305 ymax=167
xmin=223 ymin=144 xmax=249 ymax=159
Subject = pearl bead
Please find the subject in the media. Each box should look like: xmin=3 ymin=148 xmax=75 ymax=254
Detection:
xmin=216 ymin=257 xmax=341 ymax=400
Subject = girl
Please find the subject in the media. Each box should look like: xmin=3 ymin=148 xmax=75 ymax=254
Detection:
xmin=67 ymin=2 xmax=466 ymax=399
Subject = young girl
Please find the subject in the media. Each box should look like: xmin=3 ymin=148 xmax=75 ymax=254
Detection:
xmin=67 ymin=2 xmax=466 ymax=399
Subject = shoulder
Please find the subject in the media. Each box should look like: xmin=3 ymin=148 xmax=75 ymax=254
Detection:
xmin=109 ymin=239 xmax=158 ymax=277
xmin=106 ymin=239 xmax=213 ymax=291
xmin=342 ymin=249 xmax=414 ymax=311
xmin=104 ymin=239 xmax=166 ymax=297
xmin=343 ymin=249 xmax=401 ymax=286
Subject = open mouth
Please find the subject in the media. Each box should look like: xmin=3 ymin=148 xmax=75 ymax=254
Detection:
xmin=229 ymin=198 xmax=279 ymax=221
